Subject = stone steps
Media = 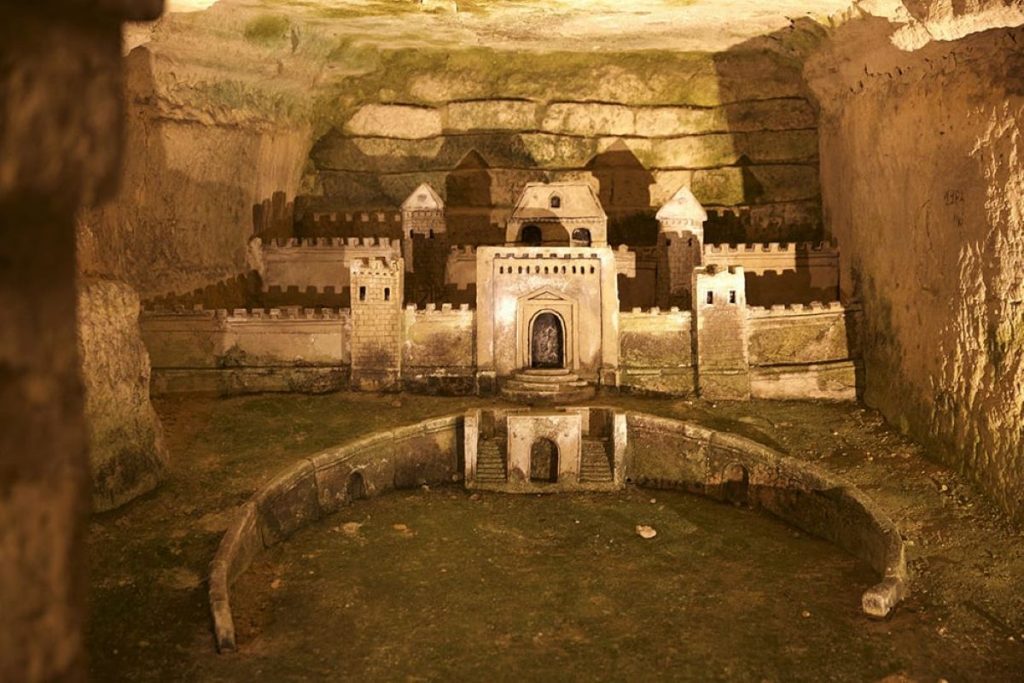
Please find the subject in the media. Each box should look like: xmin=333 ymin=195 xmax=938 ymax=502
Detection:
xmin=579 ymin=439 xmax=613 ymax=483
xmin=475 ymin=440 xmax=506 ymax=482
xmin=499 ymin=368 xmax=596 ymax=404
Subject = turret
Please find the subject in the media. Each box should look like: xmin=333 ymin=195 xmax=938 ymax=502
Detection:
xmin=349 ymin=257 xmax=405 ymax=391
xmin=401 ymin=183 xmax=445 ymax=238
xmin=656 ymin=186 xmax=707 ymax=308
xmin=692 ymin=265 xmax=750 ymax=400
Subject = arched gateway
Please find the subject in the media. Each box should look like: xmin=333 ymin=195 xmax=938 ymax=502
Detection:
xmin=530 ymin=312 xmax=564 ymax=368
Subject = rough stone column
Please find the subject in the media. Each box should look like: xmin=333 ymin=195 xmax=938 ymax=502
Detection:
xmin=0 ymin=1 xmax=162 ymax=680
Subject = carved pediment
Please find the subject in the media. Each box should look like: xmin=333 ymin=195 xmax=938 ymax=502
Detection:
xmin=521 ymin=288 xmax=571 ymax=303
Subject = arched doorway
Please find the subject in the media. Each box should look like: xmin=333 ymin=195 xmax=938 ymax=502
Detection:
xmin=571 ymin=228 xmax=592 ymax=246
xmin=722 ymin=463 xmax=749 ymax=505
xmin=346 ymin=471 xmax=367 ymax=502
xmin=530 ymin=438 xmax=559 ymax=483
xmin=520 ymin=224 xmax=542 ymax=246
xmin=530 ymin=312 xmax=564 ymax=368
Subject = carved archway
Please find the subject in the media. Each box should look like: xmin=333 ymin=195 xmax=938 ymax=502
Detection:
xmin=530 ymin=438 xmax=559 ymax=483
xmin=530 ymin=311 xmax=565 ymax=369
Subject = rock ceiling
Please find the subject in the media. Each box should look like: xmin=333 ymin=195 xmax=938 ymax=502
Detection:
xmin=159 ymin=0 xmax=856 ymax=52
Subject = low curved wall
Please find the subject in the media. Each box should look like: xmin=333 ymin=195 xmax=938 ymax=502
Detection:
xmin=209 ymin=411 xmax=908 ymax=652
xmin=208 ymin=414 xmax=463 ymax=652
xmin=624 ymin=412 xmax=908 ymax=618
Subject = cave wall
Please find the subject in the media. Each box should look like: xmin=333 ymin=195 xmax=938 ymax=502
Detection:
xmin=0 ymin=1 xmax=162 ymax=679
xmin=808 ymin=22 xmax=1024 ymax=521
xmin=79 ymin=47 xmax=312 ymax=301
xmin=299 ymin=46 xmax=825 ymax=246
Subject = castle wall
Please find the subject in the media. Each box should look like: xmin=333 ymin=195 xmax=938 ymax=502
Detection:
xmin=141 ymin=308 xmax=350 ymax=394
xmin=618 ymin=308 xmax=695 ymax=394
xmin=298 ymin=210 xmax=404 ymax=239
xmin=257 ymin=237 xmax=401 ymax=294
xmin=702 ymin=242 xmax=839 ymax=306
xmin=747 ymin=303 xmax=860 ymax=366
xmin=402 ymin=304 xmax=476 ymax=394
xmin=746 ymin=303 xmax=861 ymax=400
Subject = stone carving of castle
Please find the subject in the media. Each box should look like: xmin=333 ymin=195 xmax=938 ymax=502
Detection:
xmin=142 ymin=181 xmax=861 ymax=402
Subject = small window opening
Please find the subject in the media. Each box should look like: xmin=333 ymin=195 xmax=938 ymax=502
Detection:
xmin=358 ymin=286 xmax=367 ymax=301
xmin=688 ymin=237 xmax=694 ymax=247
xmin=428 ymin=229 xmax=434 ymax=239
xmin=550 ymin=195 xmax=561 ymax=209
xmin=384 ymin=287 xmax=391 ymax=301
xmin=728 ymin=290 xmax=736 ymax=304
xmin=665 ymin=239 xmax=672 ymax=246
xmin=706 ymin=291 xmax=714 ymax=304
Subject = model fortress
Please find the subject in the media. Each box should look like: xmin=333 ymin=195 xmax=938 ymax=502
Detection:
xmin=142 ymin=181 xmax=860 ymax=401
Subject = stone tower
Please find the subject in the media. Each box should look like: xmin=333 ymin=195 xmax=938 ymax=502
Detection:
xmin=349 ymin=257 xmax=405 ymax=391
xmin=657 ymin=186 xmax=707 ymax=308
xmin=693 ymin=265 xmax=750 ymax=400
xmin=401 ymin=183 xmax=448 ymax=305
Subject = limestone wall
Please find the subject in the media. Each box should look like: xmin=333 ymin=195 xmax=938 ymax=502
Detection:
xmin=618 ymin=308 xmax=694 ymax=394
xmin=747 ymin=303 xmax=859 ymax=366
xmin=142 ymin=308 xmax=350 ymax=394
xmin=402 ymin=304 xmax=476 ymax=393
xmin=304 ymin=95 xmax=822 ymax=245
xmin=78 ymin=279 xmax=168 ymax=511
xmin=807 ymin=24 xmax=1024 ymax=521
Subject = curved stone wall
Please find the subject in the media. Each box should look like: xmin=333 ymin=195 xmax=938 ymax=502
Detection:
xmin=209 ymin=411 xmax=907 ymax=652
xmin=208 ymin=414 xmax=463 ymax=651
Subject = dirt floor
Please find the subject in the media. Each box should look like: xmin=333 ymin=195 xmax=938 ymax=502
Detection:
xmin=86 ymin=392 xmax=1024 ymax=681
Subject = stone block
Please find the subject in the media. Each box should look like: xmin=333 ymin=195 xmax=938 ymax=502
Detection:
xmin=446 ymin=99 xmax=538 ymax=131
xmin=541 ymin=102 xmax=635 ymax=136
xmin=344 ymin=104 xmax=443 ymax=139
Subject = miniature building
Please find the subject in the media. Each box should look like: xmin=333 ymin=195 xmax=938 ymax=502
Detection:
xmin=142 ymin=180 xmax=862 ymax=402
xmin=504 ymin=181 xmax=608 ymax=247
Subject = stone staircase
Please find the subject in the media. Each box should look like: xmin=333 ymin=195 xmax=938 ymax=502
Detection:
xmin=499 ymin=368 xmax=596 ymax=404
xmin=475 ymin=439 xmax=507 ymax=483
xmin=579 ymin=439 xmax=614 ymax=483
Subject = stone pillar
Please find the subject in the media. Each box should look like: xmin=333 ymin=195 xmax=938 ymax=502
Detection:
xmin=693 ymin=266 xmax=751 ymax=400
xmin=0 ymin=2 xmax=163 ymax=680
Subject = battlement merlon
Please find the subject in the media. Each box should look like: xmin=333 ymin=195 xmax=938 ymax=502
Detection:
xmin=693 ymin=265 xmax=747 ymax=308
xmin=703 ymin=241 xmax=838 ymax=255
xmin=350 ymin=256 xmax=405 ymax=277
xmin=747 ymin=301 xmax=860 ymax=318
xmin=255 ymin=236 xmax=401 ymax=250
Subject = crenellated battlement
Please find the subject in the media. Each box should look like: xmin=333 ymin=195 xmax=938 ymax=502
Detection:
xmin=310 ymin=210 xmax=402 ymax=226
xmin=622 ymin=306 xmax=690 ymax=317
xmin=704 ymin=241 xmax=837 ymax=254
xmin=142 ymin=305 xmax=347 ymax=320
xmin=261 ymin=236 xmax=398 ymax=250
xmin=747 ymin=301 xmax=858 ymax=317
xmin=405 ymin=303 xmax=473 ymax=315
xmin=350 ymin=257 xmax=403 ymax=276
xmin=449 ymin=245 xmax=478 ymax=258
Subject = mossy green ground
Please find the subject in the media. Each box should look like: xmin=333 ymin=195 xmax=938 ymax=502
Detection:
xmin=87 ymin=393 xmax=1024 ymax=681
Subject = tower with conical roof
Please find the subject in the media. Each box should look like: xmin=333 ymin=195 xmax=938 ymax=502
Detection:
xmin=656 ymin=186 xmax=707 ymax=308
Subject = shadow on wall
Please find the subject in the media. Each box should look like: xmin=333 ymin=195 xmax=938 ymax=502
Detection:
xmin=587 ymin=140 xmax=658 ymax=246
xmin=709 ymin=20 xmax=826 ymax=244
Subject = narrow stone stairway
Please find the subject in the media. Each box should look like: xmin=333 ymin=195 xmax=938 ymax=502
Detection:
xmin=475 ymin=439 xmax=507 ymax=483
xmin=579 ymin=439 xmax=613 ymax=483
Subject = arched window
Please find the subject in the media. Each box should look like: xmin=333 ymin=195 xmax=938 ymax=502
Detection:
xmin=550 ymin=195 xmax=561 ymax=209
xmin=571 ymin=228 xmax=592 ymax=246
xmin=521 ymin=225 xmax=542 ymax=246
